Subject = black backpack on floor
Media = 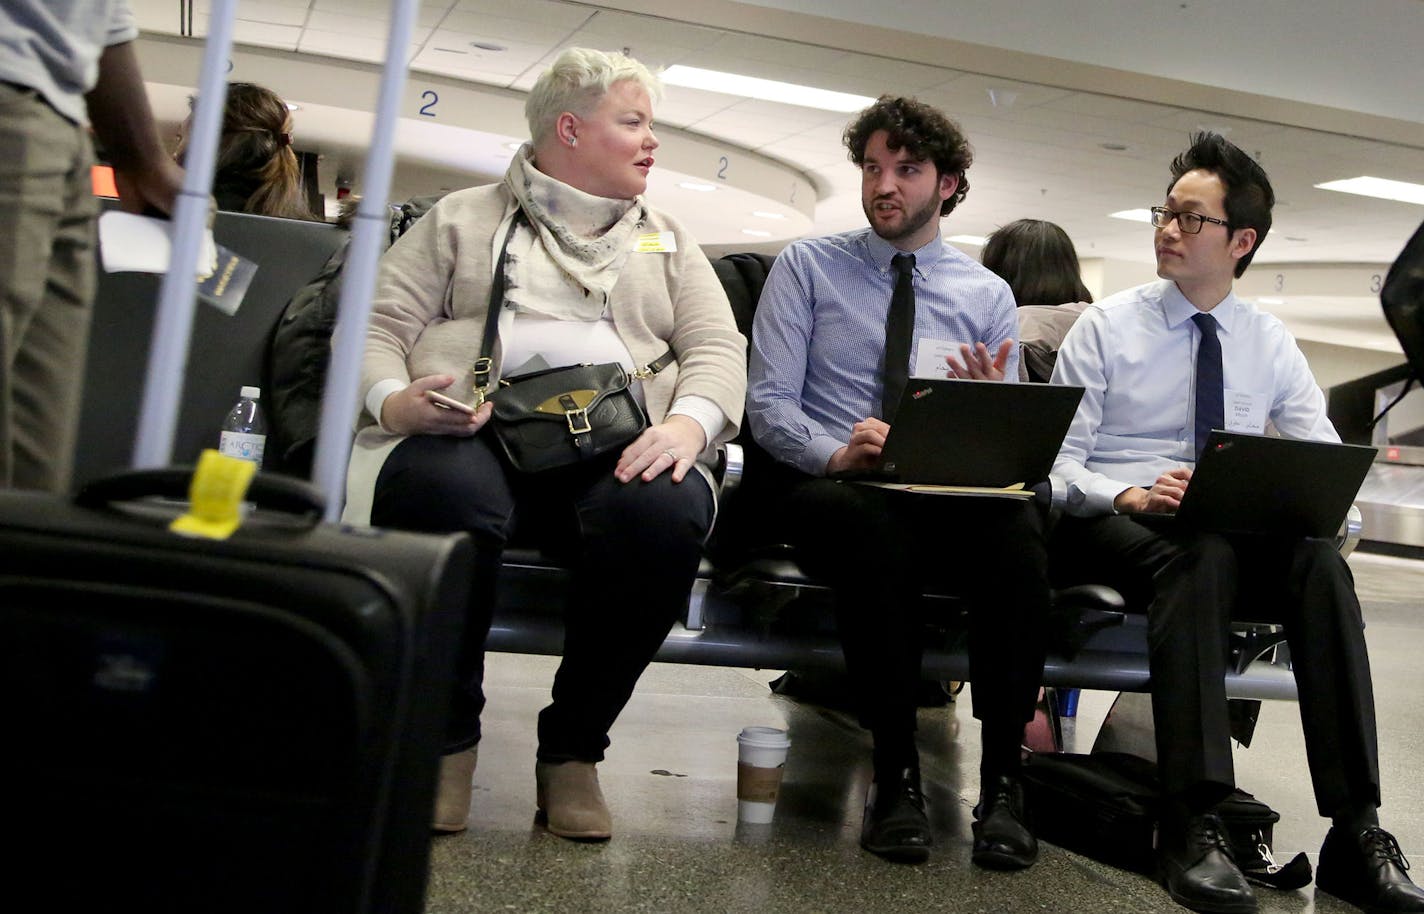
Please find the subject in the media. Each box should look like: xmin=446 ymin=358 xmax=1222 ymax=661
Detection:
xmin=1021 ymin=751 xmax=1311 ymax=890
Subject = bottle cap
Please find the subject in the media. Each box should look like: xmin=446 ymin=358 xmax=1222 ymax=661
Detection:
xmin=240 ymin=386 xmax=261 ymax=399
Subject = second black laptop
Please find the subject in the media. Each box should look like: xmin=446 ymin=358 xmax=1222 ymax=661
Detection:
xmin=1140 ymin=431 xmax=1377 ymax=538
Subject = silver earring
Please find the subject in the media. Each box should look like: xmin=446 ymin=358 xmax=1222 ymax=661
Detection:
xmin=568 ymin=136 xmax=577 ymax=147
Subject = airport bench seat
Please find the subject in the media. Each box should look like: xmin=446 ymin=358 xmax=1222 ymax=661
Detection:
xmin=78 ymin=210 xmax=1330 ymax=714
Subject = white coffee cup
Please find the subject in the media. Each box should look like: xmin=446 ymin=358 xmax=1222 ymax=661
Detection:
xmin=736 ymin=726 xmax=791 ymax=824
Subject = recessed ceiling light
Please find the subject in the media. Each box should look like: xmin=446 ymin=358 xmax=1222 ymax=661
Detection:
xmin=986 ymin=89 xmax=1018 ymax=108
xmin=741 ymin=228 xmax=772 ymax=237
xmin=678 ymin=181 xmax=717 ymax=192
xmin=1110 ymin=208 xmax=1154 ymax=223
xmin=947 ymin=234 xmax=988 ymax=246
xmin=661 ymin=65 xmax=873 ymax=112
xmin=1099 ymin=142 xmax=1128 ymax=151
xmin=752 ymin=210 xmax=786 ymax=220
xmin=470 ymin=41 xmax=506 ymax=52
xmin=504 ymin=142 xmax=524 ymax=151
xmin=1315 ymin=176 xmax=1424 ymax=205
xmin=285 ymin=102 xmax=301 ymax=111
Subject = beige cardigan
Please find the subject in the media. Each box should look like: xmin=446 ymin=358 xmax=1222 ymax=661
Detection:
xmin=343 ymin=184 xmax=747 ymax=523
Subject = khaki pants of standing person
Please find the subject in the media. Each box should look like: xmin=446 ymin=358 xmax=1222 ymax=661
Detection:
xmin=0 ymin=82 xmax=97 ymax=492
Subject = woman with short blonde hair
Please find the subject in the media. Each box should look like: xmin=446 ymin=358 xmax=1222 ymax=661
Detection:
xmin=345 ymin=47 xmax=744 ymax=842
xmin=524 ymin=47 xmax=661 ymax=147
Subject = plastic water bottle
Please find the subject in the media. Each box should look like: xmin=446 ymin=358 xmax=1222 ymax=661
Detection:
xmin=218 ymin=385 xmax=267 ymax=467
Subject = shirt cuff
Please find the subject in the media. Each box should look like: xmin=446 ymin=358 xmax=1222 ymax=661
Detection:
xmin=802 ymin=435 xmax=844 ymax=477
xmin=668 ymin=395 xmax=726 ymax=460
xmin=1085 ymin=475 xmax=1134 ymax=516
xmin=366 ymin=378 xmax=406 ymax=430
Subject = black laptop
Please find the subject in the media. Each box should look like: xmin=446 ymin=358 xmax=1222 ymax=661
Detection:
xmin=842 ymin=378 xmax=1085 ymax=491
xmin=1147 ymin=431 xmax=1377 ymax=538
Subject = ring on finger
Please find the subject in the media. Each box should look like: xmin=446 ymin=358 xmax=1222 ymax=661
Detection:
xmin=664 ymin=448 xmax=678 ymax=460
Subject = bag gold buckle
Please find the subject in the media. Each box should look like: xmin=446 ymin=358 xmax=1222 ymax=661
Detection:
xmin=470 ymin=357 xmax=493 ymax=407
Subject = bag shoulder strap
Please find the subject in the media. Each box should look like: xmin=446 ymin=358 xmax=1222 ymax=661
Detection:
xmin=473 ymin=209 xmax=674 ymax=399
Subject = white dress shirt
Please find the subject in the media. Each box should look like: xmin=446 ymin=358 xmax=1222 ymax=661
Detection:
xmin=1051 ymin=279 xmax=1338 ymax=516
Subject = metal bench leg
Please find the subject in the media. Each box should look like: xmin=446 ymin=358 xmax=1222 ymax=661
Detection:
xmin=1024 ymin=687 xmax=1066 ymax=754
xmin=685 ymin=577 xmax=710 ymax=631
xmin=1091 ymin=691 xmax=1158 ymax=761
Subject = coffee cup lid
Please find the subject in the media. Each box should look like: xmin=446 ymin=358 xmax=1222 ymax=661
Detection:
xmin=737 ymin=726 xmax=791 ymax=749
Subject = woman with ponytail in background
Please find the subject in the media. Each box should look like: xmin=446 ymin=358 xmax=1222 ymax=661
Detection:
xmin=176 ymin=81 xmax=317 ymax=221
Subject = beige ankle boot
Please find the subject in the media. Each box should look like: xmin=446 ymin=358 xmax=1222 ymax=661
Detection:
xmin=432 ymin=747 xmax=478 ymax=833
xmin=535 ymin=761 xmax=612 ymax=840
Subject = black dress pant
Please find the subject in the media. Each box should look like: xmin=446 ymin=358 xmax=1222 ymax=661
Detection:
xmin=1052 ymin=514 xmax=1381 ymax=816
xmin=370 ymin=431 xmax=714 ymax=762
xmin=754 ymin=464 xmax=1050 ymax=764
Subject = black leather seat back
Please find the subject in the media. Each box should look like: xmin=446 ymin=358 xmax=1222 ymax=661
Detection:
xmin=74 ymin=208 xmax=345 ymax=487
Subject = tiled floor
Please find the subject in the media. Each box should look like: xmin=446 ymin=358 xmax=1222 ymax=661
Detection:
xmin=423 ymin=551 xmax=1424 ymax=913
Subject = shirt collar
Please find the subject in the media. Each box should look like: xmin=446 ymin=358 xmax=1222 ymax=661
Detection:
xmin=1161 ymin=280 xmax=1240 ymax=335
xmin=862 ymin=228 xmax=944 ymax=277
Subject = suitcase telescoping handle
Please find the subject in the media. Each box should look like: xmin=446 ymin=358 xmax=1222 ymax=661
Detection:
xmin=76 ymin=469 xmax=325 ymax=526
xmin=132 ymin=0 xmax=238 ymax=470
xmin=311 ymin=0 xmax=422 ymax=521
xmin=134 ymin=0 xmax=421 ymax=525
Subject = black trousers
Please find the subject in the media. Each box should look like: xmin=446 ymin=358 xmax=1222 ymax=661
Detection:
xmin=752 ymin=464 xmax=1050 ymax=767
xmin=1052 ymin=514 xmax=1380 ymax=816
xmin=371 ymin=431 xmax=714 ymax=762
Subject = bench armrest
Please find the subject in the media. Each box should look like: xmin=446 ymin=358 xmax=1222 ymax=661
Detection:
xmin=1338 ymin=503 xmax=1363 ymax=559
xmin=716 ymin=441 xmax=743 ymax=496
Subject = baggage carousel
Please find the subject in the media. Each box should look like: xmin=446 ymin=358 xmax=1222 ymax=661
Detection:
xmin=1356 ymin=462 xmax=1424 ymax=552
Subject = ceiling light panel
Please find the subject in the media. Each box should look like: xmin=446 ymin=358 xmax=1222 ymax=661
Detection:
xmin=661 ymin=65 xmax=875 ymax=112
xmin=1315 ymin=176 xmax=1424 ymax=206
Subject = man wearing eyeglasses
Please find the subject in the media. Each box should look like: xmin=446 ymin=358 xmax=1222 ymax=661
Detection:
xmin=1049 ymin=132 xmax=1424 ymax=914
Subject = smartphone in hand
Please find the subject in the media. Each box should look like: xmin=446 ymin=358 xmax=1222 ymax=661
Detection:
xmin=425 ymin=390 xmax=478 ymax=415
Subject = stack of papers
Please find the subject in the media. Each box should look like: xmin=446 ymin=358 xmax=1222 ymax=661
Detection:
xmin=97 ymin=211 xmax=257 ymax=316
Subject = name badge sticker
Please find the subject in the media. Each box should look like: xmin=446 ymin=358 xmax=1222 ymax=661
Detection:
xmin=1225 ymin=389 xmax=1268 ymax=432
xmin=633 ymin=231 xmax=677 ymax=253
xmin=914 ymin=337 xmax=967 ymax=379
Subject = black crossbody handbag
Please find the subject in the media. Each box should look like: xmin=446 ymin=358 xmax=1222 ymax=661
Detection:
xmin=469 ymin=211 xmax=674 ymax=474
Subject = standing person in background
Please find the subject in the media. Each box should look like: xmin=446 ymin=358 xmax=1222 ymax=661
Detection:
xmin=0 ymin=0 xmax=184 ymax=492
xmin=175 ymin=81 xmax=316 ymax=220
xmin=980 ymin=218 xmax=1093 ymax=383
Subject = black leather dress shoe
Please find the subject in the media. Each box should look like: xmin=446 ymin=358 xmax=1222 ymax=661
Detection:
xmin=1317 ymin=825 xmax=1424 ymax=913
xmin=972 ymin=774 xmax=1038 ymax=870
xmin=860 ymin=767 xmax=932 ymax=863
xmin=1158 ymin=813 xmax=1257 ymax=914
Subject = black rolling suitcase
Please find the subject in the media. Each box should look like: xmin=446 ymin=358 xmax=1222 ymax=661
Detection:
xmin=1 ymin=3 xmax=468 ymax=910
xmin=1 ymin=475 xmax=471 ymax=913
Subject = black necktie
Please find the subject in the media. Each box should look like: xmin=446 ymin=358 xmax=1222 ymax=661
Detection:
xmin=1192 ymin=312 xmax=1224 ymax=460
xmin=882 ymin=252 xmax=916 ymax=422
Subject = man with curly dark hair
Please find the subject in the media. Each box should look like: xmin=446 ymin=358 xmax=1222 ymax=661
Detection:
xmin=746 ymin=95 xmax=1048 ymax=869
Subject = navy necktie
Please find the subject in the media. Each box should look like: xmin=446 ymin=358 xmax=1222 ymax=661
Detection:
xmin=1192 ymin=312 xmax=1224 ymax=459
xmin=882 ymin=252 xmax=916 ymax=422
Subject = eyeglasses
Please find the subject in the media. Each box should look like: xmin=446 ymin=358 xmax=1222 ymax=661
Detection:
xmin=1150 ymin=206 xmax=1230 ymax=234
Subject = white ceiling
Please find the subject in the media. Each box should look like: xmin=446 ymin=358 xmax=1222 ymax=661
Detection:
xmin=129 ymin=0 xmax=1424 ymax=275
